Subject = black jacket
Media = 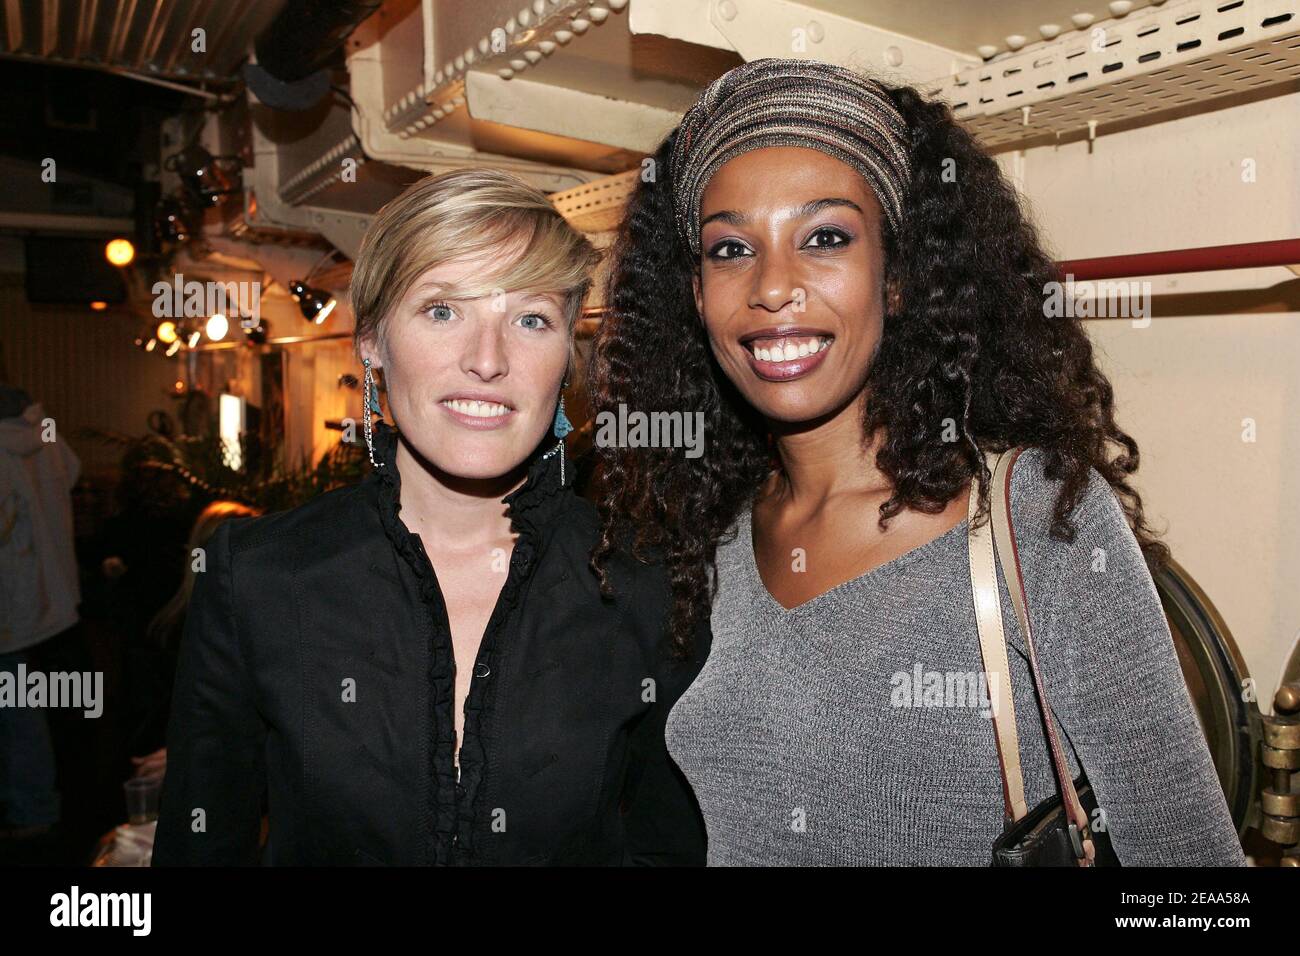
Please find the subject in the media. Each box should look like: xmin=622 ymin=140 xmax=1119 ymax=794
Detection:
xmin=153 ymin=421 xmax=708 ymax=865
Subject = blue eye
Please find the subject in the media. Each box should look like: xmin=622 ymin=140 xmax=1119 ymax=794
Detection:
xmin=517 ymin=312 xmax=552 ymax=331
xmin=426 ymin=302 xmax=454 ymax=322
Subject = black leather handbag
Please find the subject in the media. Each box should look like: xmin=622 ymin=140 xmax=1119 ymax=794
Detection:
xmin=991 ymin=775 xmax=1119 ymax=866
xmin=969 ymin=448 xmax=1120 ymax=867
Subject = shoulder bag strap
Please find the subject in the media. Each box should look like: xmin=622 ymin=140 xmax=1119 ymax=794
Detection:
xmin=987 ymin=447 xmax=1096 ymax=864
xmin=966 ymin=452 xmax=1028 ymax=822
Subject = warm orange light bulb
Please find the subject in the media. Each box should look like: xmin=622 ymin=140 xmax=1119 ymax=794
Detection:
xmin=105 ymin=238 xmax=135 ymax=267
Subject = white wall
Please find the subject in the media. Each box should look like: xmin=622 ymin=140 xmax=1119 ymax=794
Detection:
xmin=1002 ymin=90 xmax=1300 ymax=708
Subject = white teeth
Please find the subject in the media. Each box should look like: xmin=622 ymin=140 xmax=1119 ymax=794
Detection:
xmin=748 ymin=336 xmax=832 ymax=361
xmin=442 ymin=399 xmax=511 ymax=418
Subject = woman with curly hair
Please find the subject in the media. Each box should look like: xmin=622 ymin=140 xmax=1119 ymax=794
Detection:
xmin=588 ymin=58 xmax=1245 ymax=866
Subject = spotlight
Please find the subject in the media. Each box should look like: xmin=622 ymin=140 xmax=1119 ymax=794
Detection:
xmin=206 ymin=313 xmax=229 ymax=341
xmin=165 ymin=145 xmax=241 ymax=207
xmin=105 ymin=238 xmax=135 ymax=267
xmin=154 ymin=196 xmax=195 ymax=245
xmin=244 ymin=319 xmax=269 ymax=345
xmin=156 ymin=320 xmax=178 ymax=344
xmin=90 ymin=300 xmax=108 ymax=311
xmin=289 ymin=280 xmax=337 ymax=324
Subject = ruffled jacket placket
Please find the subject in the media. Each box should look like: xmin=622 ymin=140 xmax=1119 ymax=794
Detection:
xmin=366 ymin=420 xmax=572 ymax=865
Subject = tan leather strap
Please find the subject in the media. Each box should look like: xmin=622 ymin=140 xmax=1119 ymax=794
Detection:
xmin=966 ymin=456 xmax=1028 ymax=822
xmin=986 ymin=448 xmax=1095 ymax=865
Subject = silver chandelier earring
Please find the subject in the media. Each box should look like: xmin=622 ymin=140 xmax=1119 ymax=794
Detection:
xmin=541 ymin=379 xmax=573 ymax=486
xmin=362 ymin=357 xmax=383 ymax=468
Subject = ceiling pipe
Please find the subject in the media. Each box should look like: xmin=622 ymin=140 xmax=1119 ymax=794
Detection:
xmin=1057 ymin=239 xmax=1300 ymax=281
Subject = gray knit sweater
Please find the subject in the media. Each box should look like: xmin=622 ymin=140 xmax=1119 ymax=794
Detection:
xmin=664 ymin=447 xmax=1247 ymax=866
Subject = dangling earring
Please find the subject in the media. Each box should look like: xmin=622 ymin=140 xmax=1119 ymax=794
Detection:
xmin=542 ymin=380 xmax=573 ymax=486
xmin=362 ymin=357 xmax=383 ymax=468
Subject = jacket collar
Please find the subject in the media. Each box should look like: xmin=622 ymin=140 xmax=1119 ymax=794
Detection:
xmin=368 ymin=418 xmax=574 ymax=544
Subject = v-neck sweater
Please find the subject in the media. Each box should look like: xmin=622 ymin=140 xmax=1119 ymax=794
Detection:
xmin=664 ymin=447 xmax=1246 ymax=866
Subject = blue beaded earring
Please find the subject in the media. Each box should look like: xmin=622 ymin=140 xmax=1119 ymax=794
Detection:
xmin=362 ymin=357 xmax=383 ymax=468
xmin=541 ymin=380 xmax=572 ymax=486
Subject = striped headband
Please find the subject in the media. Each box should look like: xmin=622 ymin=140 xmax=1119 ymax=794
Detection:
xmin=669 ymin=58 xmax=912 ymax=258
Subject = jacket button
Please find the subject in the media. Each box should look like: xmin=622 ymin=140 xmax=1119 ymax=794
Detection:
xmin=474 ymin=662 xmax=491 ymax=678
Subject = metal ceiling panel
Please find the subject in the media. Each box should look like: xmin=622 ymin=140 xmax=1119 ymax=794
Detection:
xmin=1 ymin=0 xmax=285 ymax=80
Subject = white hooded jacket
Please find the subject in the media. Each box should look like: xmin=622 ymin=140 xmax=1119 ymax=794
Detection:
xmin=0 ymin=402 xmax=80 ymax=652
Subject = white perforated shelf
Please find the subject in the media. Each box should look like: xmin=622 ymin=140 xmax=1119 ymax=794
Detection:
xmin=926 ymin=0 xmax=1300 ymax=151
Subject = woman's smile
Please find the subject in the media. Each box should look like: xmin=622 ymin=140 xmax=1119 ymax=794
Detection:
xmin=739 ymin=326 xmax=835 ymax=382
xmin=438 ymin=393 xmax=518 ymax=430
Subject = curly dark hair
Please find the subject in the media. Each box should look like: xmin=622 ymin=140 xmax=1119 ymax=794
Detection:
xmin=587 ymin=80 xmax=1169 ymax=658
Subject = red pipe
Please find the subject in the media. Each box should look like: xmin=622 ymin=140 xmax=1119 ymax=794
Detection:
xmin=1057 ymin=238 xmax=1300 ymax=281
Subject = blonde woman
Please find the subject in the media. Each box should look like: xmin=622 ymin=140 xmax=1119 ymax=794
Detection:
xmin=155 ymin=168 xmax=708 ymax=866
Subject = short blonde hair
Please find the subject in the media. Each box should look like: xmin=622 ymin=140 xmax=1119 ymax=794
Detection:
xmin=350 ymin=167 xmax=601 ymax=357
